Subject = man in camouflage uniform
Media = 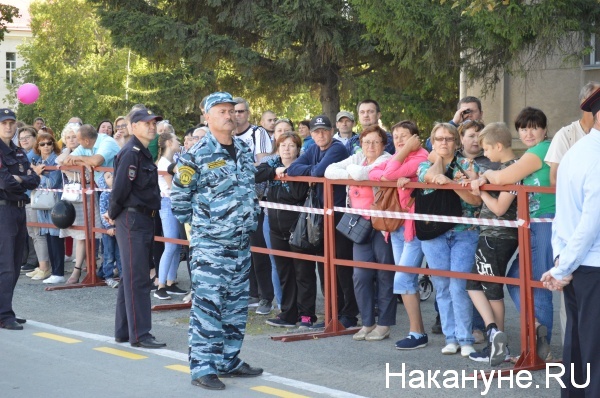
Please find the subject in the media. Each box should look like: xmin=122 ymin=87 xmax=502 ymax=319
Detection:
xmin=171 ymin=92 xmax=262 ymax=391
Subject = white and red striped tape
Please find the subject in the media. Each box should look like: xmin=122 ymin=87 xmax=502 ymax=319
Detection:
xmin=33 ymin=187 xmax=94 ymax=194
xmin=35 ymin=186 xmax=173 ymax=197
xmin=258 ymin=200 xmax=551 ymax=226
xmin=32 ymin=191 xmax=550 ymax=225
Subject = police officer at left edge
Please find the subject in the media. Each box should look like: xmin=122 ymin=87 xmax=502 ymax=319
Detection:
xmin=108 ymin=108 xmax=165 ymax=348
xmin=0 ymin=108 xmax=40 ymax=330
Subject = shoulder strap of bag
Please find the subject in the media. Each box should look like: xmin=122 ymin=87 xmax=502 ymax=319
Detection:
xmin=444 ymin=156 xmax=463 ymax=179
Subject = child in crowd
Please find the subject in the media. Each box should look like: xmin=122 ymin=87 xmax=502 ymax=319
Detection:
xmin=467 ymin=122 xmax=520 ymax=366
xmin=98 ymin=171 xmax=121 ymax=288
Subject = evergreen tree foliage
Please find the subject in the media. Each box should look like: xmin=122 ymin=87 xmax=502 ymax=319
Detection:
xmin=0 ymin=3 xmax=19 ymax=43
xmin=88 ymin=0 xmax=395 ymax=123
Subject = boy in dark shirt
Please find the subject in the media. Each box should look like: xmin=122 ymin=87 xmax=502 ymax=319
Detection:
xmin=467 ymin=122 xmax=520 ymax=366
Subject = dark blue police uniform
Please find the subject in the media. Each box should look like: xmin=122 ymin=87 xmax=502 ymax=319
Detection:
xmin=109 ymin=134 xmax=162 ymax=346
xmin=0 ymin=110 xmax=40 ymax=330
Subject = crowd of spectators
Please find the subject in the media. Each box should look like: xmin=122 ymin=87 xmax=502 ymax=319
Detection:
xmin=16 ymin=84 xmax=598 ymax=368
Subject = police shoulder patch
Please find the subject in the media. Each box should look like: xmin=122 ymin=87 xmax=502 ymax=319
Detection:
xmin=128 ymin=165 xmax=137 ymax=180
xmin=178 ymin=165 xmax=195 ymax=186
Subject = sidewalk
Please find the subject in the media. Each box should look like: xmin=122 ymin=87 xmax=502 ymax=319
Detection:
xmin=6 ymin=266 xmax=564 ymax=398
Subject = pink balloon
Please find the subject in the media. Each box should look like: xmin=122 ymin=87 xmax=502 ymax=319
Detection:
xmin=17 ymin=83 xmax=40 ymax=105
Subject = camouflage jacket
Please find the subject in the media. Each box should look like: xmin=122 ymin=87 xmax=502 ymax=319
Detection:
xmin=171 ymin=131 xmax=259 ymax=242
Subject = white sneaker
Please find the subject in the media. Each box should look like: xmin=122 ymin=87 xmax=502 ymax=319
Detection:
xmin=43 ymin=275 xmax=66 ymax=284
xmin=461 ymin=344 xmax=476 ymax=357
xmin=64 ymin=255 xmax=74 ymax=263
xmin=441 ymin=343 xmax=460 ymax=355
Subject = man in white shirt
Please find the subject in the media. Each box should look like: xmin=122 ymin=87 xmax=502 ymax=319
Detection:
xmin=233 ymin=98 xmax=272 ymax=163
xmin=545 ymin=81 xmax=600 ymax=185
xmin=260 ymin=111 xmax=277 ymax=139
xmin=542 ymin=86 xmax=600 ymax=397
xmin=543 ymin=81 xmax=600 ymax=345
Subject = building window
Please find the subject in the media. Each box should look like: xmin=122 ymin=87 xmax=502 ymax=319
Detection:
xmin=583 ymin=34 xmax=600 ymax=69
xmin=5 ymin=52 xmax=16 ymax=83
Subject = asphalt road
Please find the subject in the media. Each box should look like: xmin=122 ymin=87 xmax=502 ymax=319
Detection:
xmin=1 ymin=263 xmax=565 ymax=398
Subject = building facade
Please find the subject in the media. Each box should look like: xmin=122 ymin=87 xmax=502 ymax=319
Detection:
xmin=468 ymin=40 xmax=600 ymax=150
xmin=0 ymin=0 xmax=32 ymax=109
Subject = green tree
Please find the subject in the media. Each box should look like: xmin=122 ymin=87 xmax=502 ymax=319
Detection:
xmin=350 ymin=0 xmax=600 ymax=92
xmin=88 ymin=0 xmax=397 ymax=123
xmin=9 ymin=0 xmax=212 ymax=134
xmin=0 ymin=3 xmax=19 ymax=42
xmin=10 ymin=0 xmax=131 ymax=129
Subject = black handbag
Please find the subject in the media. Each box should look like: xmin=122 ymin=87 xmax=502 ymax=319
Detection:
xmin=289 ymin=186 xmax=323 ymax=251
xmin=413 ymin=158 xmax=464 ymax=241
xmin=336 ymin=213 xmax=373 ymax=244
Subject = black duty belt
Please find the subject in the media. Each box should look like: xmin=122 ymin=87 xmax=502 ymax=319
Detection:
xmin=126 ymin=207 xmax=157 ymax=217
xmin=0 ymin=199 xmax=26 ymax=207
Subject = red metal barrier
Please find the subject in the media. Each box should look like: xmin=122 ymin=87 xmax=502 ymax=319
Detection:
xmin=26 ymin=165 xmax=556 ymax=375
xmin=317 ymin=178 xmax=554 ymax=376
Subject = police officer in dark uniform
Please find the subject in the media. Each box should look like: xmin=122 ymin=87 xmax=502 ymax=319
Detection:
xmin=0 ymin=108 xmax=40 ymax=330
xmin=108 ymin=108 xmax=165 ymax=348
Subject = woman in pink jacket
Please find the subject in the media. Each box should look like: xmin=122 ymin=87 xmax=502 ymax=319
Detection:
xmin=369 ymin=120 xmax=429 ymax=350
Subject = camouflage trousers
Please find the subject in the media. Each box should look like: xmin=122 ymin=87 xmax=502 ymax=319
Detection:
xmin=188 ymin=237 xmax=251 ymax=380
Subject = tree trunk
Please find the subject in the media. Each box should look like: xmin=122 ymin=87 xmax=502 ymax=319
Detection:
xmin=319 ymin=65 xmax=340 ymax=123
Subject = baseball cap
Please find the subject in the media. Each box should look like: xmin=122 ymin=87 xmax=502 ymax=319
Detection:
xmin=309 ymin=115 xmax=333 ymax=132
xmin=204 ymin=92 xmax=237 ymax=113
xmin=581 ymin=87 xmax=600 ymax=116
xmin=0 ymin=109 xmax=16 ymax=122
xmin=130 ymin=109 xmax=163 ymax=124
xmin=336 ymin=111 xmax=354 ymax=122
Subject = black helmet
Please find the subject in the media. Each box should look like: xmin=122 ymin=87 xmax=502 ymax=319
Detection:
xmin=51 ymin=200 xmax=76 ymax=229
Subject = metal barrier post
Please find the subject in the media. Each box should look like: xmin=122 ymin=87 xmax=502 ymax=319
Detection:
xmin=270 ymin=177 xmax=354 ymax=341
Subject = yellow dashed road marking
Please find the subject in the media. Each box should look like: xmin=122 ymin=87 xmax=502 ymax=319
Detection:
xmin=93 ymin=347 xmax=147 ymax=360
xmin=33 ymin=332 xmax=82 ymax=344
xmin=165 ymin=364 xmax=189 ymax=373
xmin=251 ymin=386 xmax=310 ymax=398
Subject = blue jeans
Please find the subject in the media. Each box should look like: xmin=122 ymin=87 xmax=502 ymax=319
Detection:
xmin=101 ymin=233 xmax=121 ymax=279
xmin=421 ymin=229 xmax=478 ymax=346
xmin=390 ymin=227 xmax=425 ymax=295
xmin=263 ymin=213 xmax=282 ymax=307
xmin=507 ymin=213 xmax=554 ymax=342
xmin=158 ymin=197 xmax=181 ymax=284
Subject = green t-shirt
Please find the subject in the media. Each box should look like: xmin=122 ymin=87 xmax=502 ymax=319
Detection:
xmin=523 ymin=140 xmax=555 ymax=217
xmin=148 ymin=135 xmax=159 ymax=162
